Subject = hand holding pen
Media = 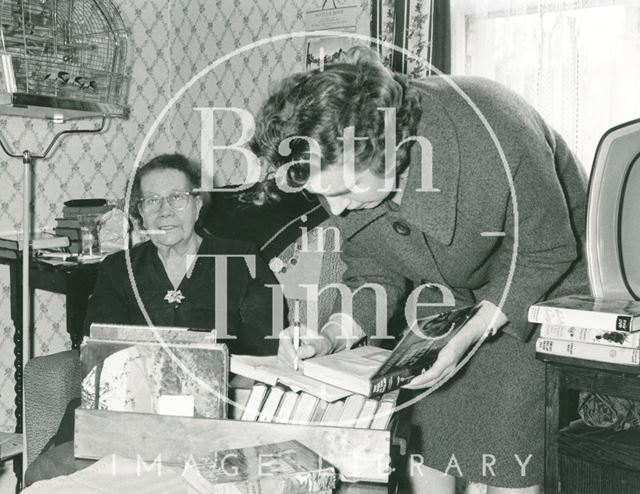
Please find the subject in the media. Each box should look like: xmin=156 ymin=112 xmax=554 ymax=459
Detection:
xmin=277 ymin=307 xmax=334 ymax=369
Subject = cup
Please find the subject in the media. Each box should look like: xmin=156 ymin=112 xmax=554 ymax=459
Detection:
xmin=77 ymin=214 xmax=102 ymax=260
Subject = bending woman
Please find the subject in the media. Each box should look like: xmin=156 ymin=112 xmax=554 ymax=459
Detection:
xmin=250 ymin=47 xmax=589 ymax=493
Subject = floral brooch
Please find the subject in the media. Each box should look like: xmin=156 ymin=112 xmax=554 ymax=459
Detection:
xmin=164 ymin=289 xmax=185 ymax=304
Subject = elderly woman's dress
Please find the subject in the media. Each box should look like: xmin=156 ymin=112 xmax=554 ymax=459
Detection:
xmin=85 ymin=232 xmax=281 ymax=355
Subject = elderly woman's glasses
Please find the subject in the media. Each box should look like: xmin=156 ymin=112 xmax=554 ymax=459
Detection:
xmin=137 ymin=191 xmax=195 ymax=214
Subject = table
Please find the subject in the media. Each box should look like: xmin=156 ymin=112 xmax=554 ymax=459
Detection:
xmin=0 ymin=257 xmax=99 ymax=490
xmin=0 ymin=433 xmax=22 ymax=462
xmin=539 ymin=353 xmax=640 ymax=494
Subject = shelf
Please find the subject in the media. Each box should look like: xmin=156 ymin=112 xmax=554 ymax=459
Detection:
xmin=537 ymin=353 xmax=640 ymax=376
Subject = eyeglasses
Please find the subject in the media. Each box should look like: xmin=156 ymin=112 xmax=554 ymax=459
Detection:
xmin=137 ymin=191 xmax=195 ymax=214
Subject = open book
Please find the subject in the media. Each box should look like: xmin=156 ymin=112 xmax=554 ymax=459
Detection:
xmin=303 ymin=304 xmax=481 ymax=396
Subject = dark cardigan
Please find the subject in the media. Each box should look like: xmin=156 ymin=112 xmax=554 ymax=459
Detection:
xmin=84 ymin=232 xmax=284 ymax=356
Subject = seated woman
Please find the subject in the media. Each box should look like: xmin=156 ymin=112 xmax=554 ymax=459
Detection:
xmin=24 ymin=154 xmax=283 ymax=485
xmin=85 ymin=153 xmax=284 ymax=356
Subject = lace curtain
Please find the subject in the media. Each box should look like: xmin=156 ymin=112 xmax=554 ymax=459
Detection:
xmin=450 ymin=0 xmax=640 ymax=171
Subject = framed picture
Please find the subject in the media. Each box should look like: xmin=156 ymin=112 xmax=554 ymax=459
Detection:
xmin=305 ymin=36 xmax=359 ymax=70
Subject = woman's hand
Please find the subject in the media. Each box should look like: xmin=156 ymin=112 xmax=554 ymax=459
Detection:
xmin=277 ymin=324 xmax=334 ymax=368
xmin=402 ymin=300 xmax=507 ymax=390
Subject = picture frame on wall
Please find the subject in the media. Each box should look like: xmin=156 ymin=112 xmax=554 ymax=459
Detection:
xmin=305 ymin=36 xmax=358 ymax=70
xmin=304 ymin=2 xmax=362 ymax=70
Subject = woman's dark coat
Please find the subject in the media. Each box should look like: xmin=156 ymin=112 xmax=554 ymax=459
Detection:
xmin=332 ymin=76 xmax=589 ymax=487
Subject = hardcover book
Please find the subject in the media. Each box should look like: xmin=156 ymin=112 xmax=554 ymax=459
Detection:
xmin=528 ymin=295 xmax=640 ymax=332
xmin=182 ymin=440 xmax=337 ymax=494
xmin=354 ymin=398 xmax=379 ymax=429
xmin=273 ymin=391 xmax=300 ymax=424
xmin=55 ymin=217 xmax=82 ymax=229
xmin=89 ymin=323 xmax=216 ymax=344
xmin=257 ymin=385 xmax=286 ymax=422
xmin=369 ymin=390 xmax=399 ymax=430
xmin=81 ymin=338 xmax=228 ymax=419
xmin=62 ymin=204 xmax=113 ymax=218
xmin=0 ymin=231 xmax=70 ymax=250
xmin=229 ymin=387 xmax=252 ymax=421
xmin=289 ymin=393 xmax=319 ymax=425
xmin=0 ymin=248 xmax=19 ymax=260
xmin=338 ymin=394 xmax=366 ymax=428
xmin=303 ymin=304 xmax=481 ymax=396
xmin=240 ymin=383 xmax=269 ymax=421
xmin=54 ymin=227 xmax=82 ymax=241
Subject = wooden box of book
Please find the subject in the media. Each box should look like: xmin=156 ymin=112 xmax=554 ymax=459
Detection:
xmin=75 ymin=324 xmax=408 ymax=484
xmin=74 ymin=408 xmax=403 ymax=483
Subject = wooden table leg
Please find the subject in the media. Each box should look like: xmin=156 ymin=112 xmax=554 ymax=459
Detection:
xmin=545 ymin=363 xmax=561 ymax=494
xmin=8 ymin=263 xmax=23 ymax=492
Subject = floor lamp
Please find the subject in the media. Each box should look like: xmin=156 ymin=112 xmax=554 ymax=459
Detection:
xmin=0 ymin=116 xmax=105 ymax=484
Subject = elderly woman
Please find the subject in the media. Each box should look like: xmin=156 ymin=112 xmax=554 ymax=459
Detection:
xmin=250 ymin=48 xmax=589 ymax=493
xmin=85 ymin=153 xmax=282 ymax=356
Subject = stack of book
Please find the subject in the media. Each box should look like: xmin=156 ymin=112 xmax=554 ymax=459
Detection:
xmin=232 ymin=303 xmax=481 ymax=400
xmin=0 ymin=231 xmax=70 ymax=260
xmin=182 ymin=439 xmax=337 ymax=494
xmin=229 ymin=382 xmax=398 ymax=430
xmin=55 ymin=200 xmax=113 ymax=253
xmin=530 ymin=294 xmax=640 ymax=365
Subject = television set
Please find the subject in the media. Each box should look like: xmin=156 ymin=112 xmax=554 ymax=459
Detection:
xmin=586 ymin=118 xmax=640 ymax=300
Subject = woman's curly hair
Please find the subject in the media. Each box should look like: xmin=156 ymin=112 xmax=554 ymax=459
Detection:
xmin=247 ymin=46 xmax=423 ymax=205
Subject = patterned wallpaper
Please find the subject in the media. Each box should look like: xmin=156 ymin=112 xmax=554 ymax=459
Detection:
xmin=0 ymin=0 xmax=374 ymax=432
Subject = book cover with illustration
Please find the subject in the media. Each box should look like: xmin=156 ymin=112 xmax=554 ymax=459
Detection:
xmin=182 ymin=439 xmax=336 ymax=494
xmin=303 ymin=304 xmax=481 ymax=396
xmin=80 ymin=338 xmax=228 ymax=419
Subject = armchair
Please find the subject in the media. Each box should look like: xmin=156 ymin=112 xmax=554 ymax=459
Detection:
xmin=23 ymin=350 xmax=82 ymax=483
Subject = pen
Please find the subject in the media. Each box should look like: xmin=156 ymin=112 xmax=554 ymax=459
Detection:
xmin=293 ymin=299 xmax=300 ymax=371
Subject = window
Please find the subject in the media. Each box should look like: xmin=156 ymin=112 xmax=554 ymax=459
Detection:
xmin=451 ymin=0 xmax=640 ymax=172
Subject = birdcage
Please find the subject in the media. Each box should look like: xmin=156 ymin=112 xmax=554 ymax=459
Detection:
xmin=0 ymin=0 xmax=129 ymax=120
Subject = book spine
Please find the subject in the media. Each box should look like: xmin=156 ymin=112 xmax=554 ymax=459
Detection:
xmin=536 ymin=337 xmax=640 ymax=365
xmin=370 ymin=368 xmax=416 ymax=395
xmin=213 ymin=468 xmax=336 ymax=494
xmin=540 ymin=324 xmax=640 ymax=348
xmin=528 ymin=305 xmax=637 ymax=332
xmin=0 ymin=248 xmax=19 ymax=260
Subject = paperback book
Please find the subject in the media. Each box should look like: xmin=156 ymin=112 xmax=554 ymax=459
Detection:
xmin=536 ymin=337 xmax=640 ymax=365
xmin=528 ymin=295 xmax=640 ymax=332
xmin=303 ymin=304 xmax=481 ymax=396
xmin=540 ymin=324 xmax=640 ymax=348
xmin=182 ymin=440 xmax=337 ymax=494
